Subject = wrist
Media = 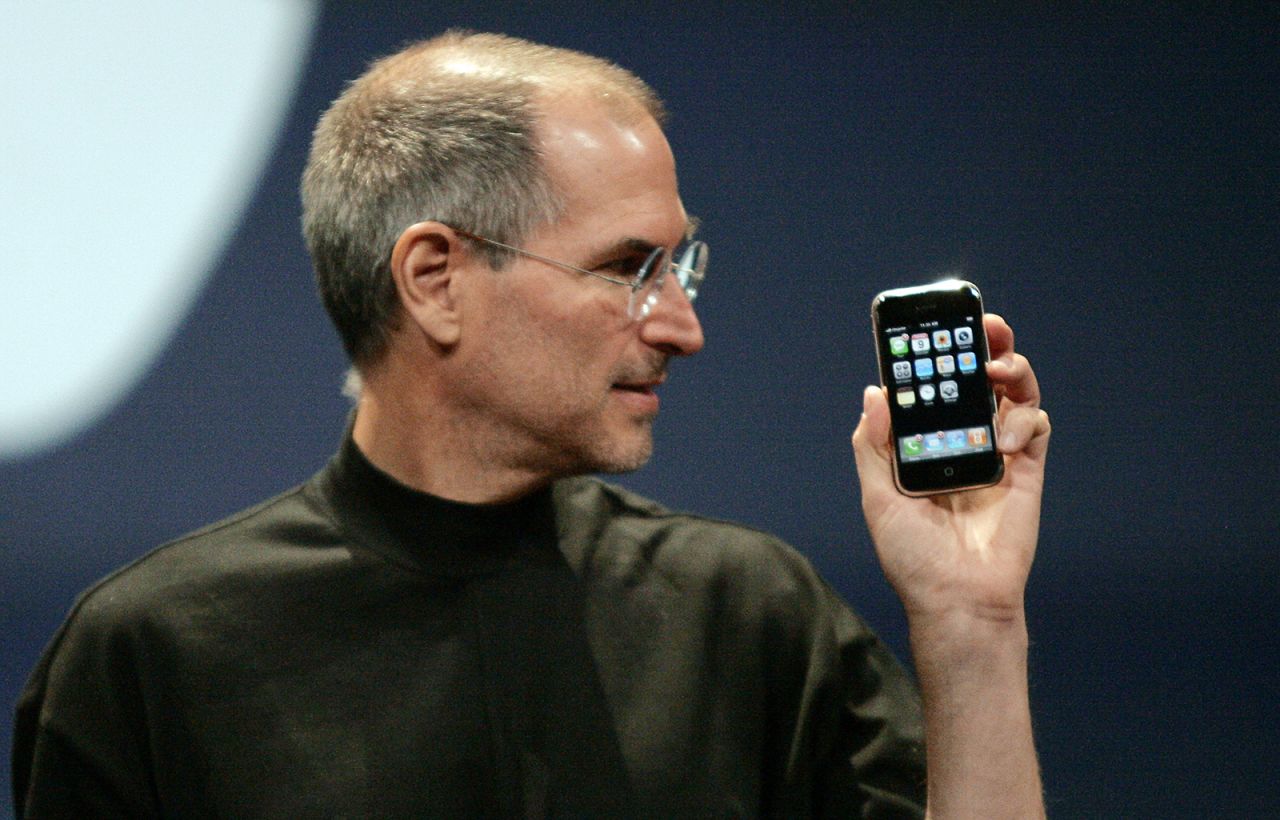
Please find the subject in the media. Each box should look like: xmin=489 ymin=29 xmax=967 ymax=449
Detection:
xmin=906 ymin=605 xmax=1029 ymax=669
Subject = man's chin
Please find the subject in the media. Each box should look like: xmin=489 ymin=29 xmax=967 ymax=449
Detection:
xmin=584 ymin=426 xmax=655 ymax=475
xmin=533 ymin=417 xmax=655 ymax=478
xmin=593 ymin=451 xmax=652 ymax=475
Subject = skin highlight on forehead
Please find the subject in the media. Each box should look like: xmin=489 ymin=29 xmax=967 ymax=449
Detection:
xmin=378 ymin=34 xmax=664 ymax=128
xmin=532 ymin=96 xmax=683 ymax=228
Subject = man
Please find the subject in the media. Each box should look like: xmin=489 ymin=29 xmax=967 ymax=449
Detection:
xmin=14 ymin=32 xmax=1050 ymax=818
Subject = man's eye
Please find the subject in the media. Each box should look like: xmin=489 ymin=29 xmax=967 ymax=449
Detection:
xmin=596 ymin=258 xmax=646 ymax=281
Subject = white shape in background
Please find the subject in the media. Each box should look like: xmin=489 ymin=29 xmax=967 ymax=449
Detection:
xmin=0 ymin=1 xmax=318 ymax=459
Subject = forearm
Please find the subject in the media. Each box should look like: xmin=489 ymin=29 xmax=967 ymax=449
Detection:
xmin=909 ymin=609 xmax=1044 ymax=820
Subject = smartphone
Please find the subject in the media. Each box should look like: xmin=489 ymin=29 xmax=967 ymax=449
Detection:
xmin=871 ymin=279 xmax=1003 ymax=496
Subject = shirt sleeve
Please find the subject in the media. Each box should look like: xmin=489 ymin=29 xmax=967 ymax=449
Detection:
xmin=13 ymin=596 xmax=162 ymax=819
xmin=818 ymin=594 xmax=927 ymax=817
xmin=764 ymin=570 xmax=927 ymax=819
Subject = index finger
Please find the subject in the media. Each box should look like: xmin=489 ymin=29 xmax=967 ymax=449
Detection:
xmin=984 ymin=313 xmax=1014 ymax=360
xmin=982 ymin=315 xmax=1041 ymax=407
xmin=988 ymin=352 xmax=1041 ymax=408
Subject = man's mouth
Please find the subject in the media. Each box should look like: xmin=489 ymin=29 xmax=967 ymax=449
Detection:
xmin=611 ymin=380 xmax=660 ymax=394
xmin=610 ymin=372 xmax=665 ymax=413
xmin=611 ymin=371 xmax=665 ymax=393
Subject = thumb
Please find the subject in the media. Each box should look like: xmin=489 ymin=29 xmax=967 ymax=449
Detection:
xmin=851 ymin=385 xmax=896 ymax=505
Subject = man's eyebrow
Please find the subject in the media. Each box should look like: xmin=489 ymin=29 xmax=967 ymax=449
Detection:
xmin=587 ymin=237 xmax=660 ymax=262
xmin=587 ymin=217 xmax=702 ymax=262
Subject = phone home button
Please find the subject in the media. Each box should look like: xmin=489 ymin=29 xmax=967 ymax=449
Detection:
xmin=943 ymin=466 xmax=955 ymax=477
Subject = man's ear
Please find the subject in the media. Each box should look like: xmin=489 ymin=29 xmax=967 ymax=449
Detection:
xmin=389 ymin=221 xmax=466 ymax=347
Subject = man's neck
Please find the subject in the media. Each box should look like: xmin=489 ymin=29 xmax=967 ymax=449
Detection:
xmin=350 ymin=387 xmax=553 ymax=505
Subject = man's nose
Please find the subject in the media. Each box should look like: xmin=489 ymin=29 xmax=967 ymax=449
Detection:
xmin=637 ymin=281 xmax=704 ymax=357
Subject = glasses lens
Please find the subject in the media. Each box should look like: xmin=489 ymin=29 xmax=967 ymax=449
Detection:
xmin=627 ymin=241 xmax=709 ymax=320
xmin=627 ymin=247 xmax=664 ymax=319
xmin=674 ymin=241 xmax=708 ymax=302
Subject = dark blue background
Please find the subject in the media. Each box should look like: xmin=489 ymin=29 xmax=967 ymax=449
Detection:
xmin=5 ymin=5 xmax=1277 ymax=815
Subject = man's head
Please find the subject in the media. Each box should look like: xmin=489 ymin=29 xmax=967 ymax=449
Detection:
xmin=301 ymin=30 xmax=666 ymax=367
xmin=303 ymin=32 xmax=703 ymax=485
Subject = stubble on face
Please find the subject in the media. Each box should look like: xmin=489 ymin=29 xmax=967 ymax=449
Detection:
xmin=450 ymin=272 xmax=671 ymax=479
xmin=584 ymin=352 xmax=670 ymax=474
xmin=488 ymin=335 xmax=669 ymax=477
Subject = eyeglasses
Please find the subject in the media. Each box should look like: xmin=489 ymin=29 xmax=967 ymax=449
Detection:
xmin=449 ymin=227 xmax=707 ymax=321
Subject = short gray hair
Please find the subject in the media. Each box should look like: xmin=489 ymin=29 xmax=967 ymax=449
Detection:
xmin=301 ymin=30 xmax=665 ymax=365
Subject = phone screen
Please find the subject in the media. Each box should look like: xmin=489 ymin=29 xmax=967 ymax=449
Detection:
xmin=872 ymin=280 xmax=1003 ymax=495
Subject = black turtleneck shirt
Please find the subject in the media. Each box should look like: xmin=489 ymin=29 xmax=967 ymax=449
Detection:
xmin=14 ymin=434 xmax=925 ymax=818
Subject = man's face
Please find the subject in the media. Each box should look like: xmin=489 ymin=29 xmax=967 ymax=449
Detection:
xmin=451 ymin=94 xmax=704 ymax=478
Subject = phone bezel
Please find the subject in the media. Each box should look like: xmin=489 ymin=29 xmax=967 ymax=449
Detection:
xmin=871 ymin=280 xmax=1004 ymax=496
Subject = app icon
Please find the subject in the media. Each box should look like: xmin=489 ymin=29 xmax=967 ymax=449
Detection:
xmin=896 ymin=387 xmax=916 ymax=407
xmin=967 ymin=427 xmax=989 ymax=447
xmin=925 ymin=432 xmax=945 ymax=452
xmin=892 ymin=361 xmax=912 ymax=380
xmin=936 ymin=354 xmax=955 ymax=376
xmin=954 ymin=326 xmax=974 ymax=346
xmin=932 ymin=329 xmax=952 ymax=351
xmin=918 ymin=383 xmax=936 ymax=401
xmin=946 ymin=429 xmax=967 ymax=449
xmin=902 ymin=436 xmax=923 ymax=457
xmin=914 ymin=358 xmax=934 ymax=379
xmin=957 ymin=351 xmax=978 ymax=374
xmin=910 ymin=333 xmax=931 ymax=354
xmin=889 ymin=335 xmax=909 ymax=356
xmin=939 ymin=380 xmax=959 ymax=400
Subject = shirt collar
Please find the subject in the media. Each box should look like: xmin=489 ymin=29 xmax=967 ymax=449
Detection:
xmin=310 ymin=427 xmax=559 ymax=578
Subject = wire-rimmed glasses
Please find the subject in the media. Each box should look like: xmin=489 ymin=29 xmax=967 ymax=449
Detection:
xmin=449 ymin=227 xmax=707 ymax=321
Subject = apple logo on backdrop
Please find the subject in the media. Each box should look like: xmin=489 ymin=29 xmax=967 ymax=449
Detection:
xmin=0 ymin=1 xmax=317 ymax=459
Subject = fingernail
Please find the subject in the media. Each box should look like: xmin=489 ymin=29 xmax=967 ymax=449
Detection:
xmin=999 ymin=432 xmax=1016 ymax=451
